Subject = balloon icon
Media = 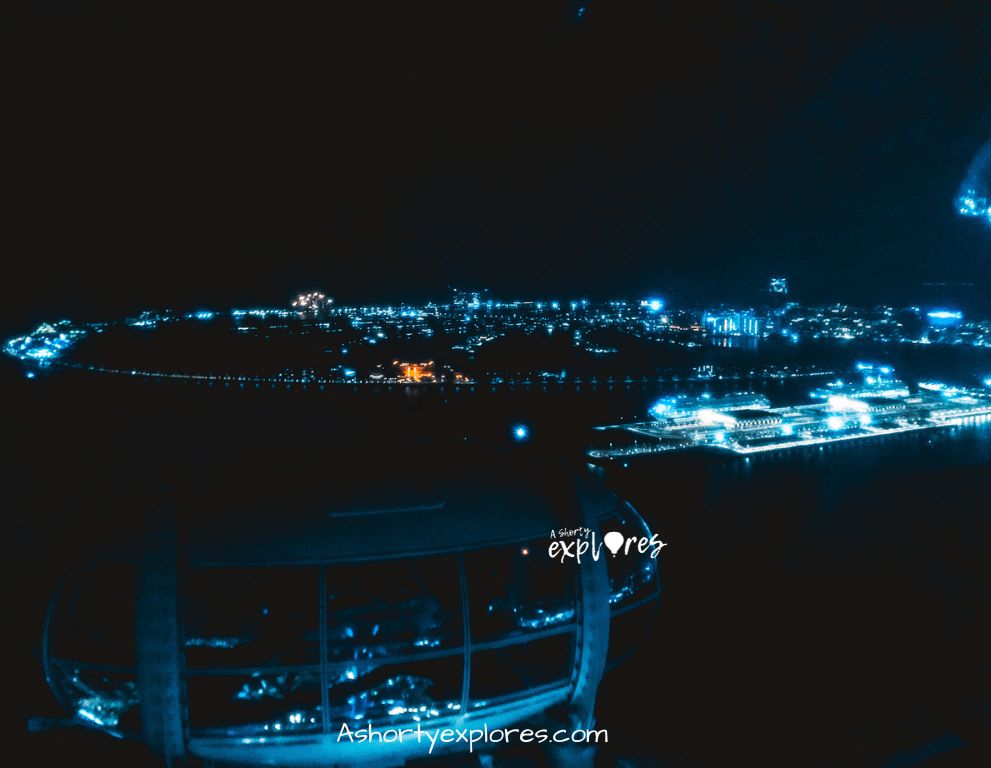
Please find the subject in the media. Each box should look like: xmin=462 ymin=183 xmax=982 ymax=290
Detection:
xmin=603 ymin=530 xmax=625 ymax=557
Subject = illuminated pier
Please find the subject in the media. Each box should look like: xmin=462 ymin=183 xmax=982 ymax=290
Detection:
xmin=589 ymin=386 xmax=991 ymax=459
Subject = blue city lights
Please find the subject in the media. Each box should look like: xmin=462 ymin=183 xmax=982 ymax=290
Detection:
xmin=5 ymin=290 xmax=991 ymax=391
xmin=592 ymin=382 xmax=991 ymax=460
xmin=927 ymin=310 xmax=964 ymax=329
xmin=512 ymin=424 xmax=530 ymax=442
xmin=4 ymin=323 xmax=85 ymax=365
xmin=649 ymin=398 xmax=676 ymax=418
xmin=955 ymin=189 xmax=991 ymax=223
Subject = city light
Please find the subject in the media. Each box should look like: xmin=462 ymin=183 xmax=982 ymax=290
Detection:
xmin=512 ymin=424 xmax=530 ymax=441
xmin=5 ymin=289 xmax=991 ymax=387
xmin=649 ymin=399 xmax=676 ymax=418
xmin=827 ymin=395 xmax=870 ymax=412
xmin=590 ymin=383 xmax=991 ymax=459
xmin=697 ymin=409 xmax=738 ymax=427
xmin=955 ymin=189 xmax=991 ymax=223
xmin=927 ymin=310 xmax=964 ymax=328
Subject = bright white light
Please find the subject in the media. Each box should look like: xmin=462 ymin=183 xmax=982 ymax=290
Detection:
xmin=827 ymin=395 xmax=870 ymax=412
xmin=77 ymin=708 xmax=105 ymax=727
xmin=649 ymin=399 xmax=675 ymax=418
xmin=697 ymin=408 xmax=737 ymax=427
xmin=512 ymin=424 xmax=529 ymax=441
xmin=827 ymin=416 xmax=845 ymax=431
xmin=781 ymin=423 xmax=793 ymax=436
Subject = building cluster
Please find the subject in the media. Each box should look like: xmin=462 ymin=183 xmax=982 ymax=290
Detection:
xmin=590 ymin=370 xmax=991 ymax=460
xmin=6 ymin=282 xmax=991 ymax=385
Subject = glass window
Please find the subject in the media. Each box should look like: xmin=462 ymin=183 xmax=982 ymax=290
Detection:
xmin=469 ymin=633 xmax=574 ymax=703
xmin=184 ymin=567 xmax=319 ymax=668
xmin=325 ymin=655 xmax=463 ymax=725
xmin=601 ymin=506 xmax=660 ymax=610
xmin=50 ymin=662 xmax=141 ymax=733
xmin=187 ymin=670 xmax=322 ymax=735
xmin=325 ymin=557 xmax=462 ymax=662
xmin=51 ymin=561 xmax=138 ymax=666
xmin=464 ymin=543 xmax=577 ymax=642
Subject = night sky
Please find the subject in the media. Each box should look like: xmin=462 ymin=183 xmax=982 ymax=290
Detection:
xmin=15 ymin=2 xmax=991 ymax=328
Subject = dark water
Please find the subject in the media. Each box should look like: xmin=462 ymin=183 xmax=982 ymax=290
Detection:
xmin=10 ymin=351 xmax=991 ymax=766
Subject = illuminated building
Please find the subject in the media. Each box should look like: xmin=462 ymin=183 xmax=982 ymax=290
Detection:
xmin=394 ymin=360 xmax=435 ymax=383
xmin=927 ymin=309 xmax=964 ymax=328
xmin=590 ymin=384 xmax=991 ymax=459
xmin=811 ymin=364 xmax=909 ymax=400
xmin=648 ymin=393 xmax=771 ymax=421
xmin=37 ymin=461 xmax=660 ymax=766
xmin=702 ymin=310 xmax=764 ymax=337
xmin=450 ymin=287 xmax=487 ymax=309
xmin=769 ymin=277 xmax=788 ymax=295
xmin=292 ymin=291 xmax=333 ymax=317
xmin=4 ymin=322 xmax=85 ymax=364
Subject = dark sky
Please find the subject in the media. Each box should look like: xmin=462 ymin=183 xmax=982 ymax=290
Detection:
xmin=13 ymin=1 xmax=991 ymax=328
